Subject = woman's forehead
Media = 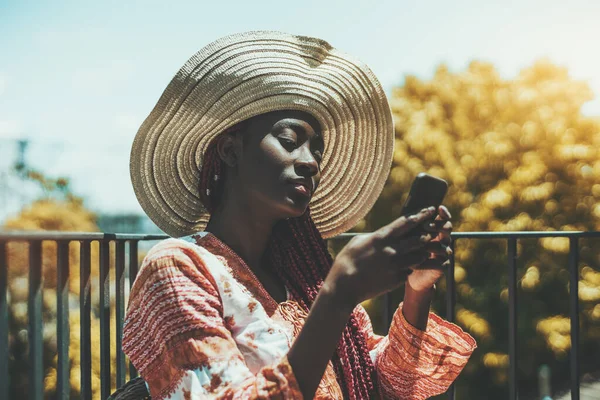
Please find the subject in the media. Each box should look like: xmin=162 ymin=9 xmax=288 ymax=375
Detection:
xmin=250 ymin=110 xmax=322 ymax=137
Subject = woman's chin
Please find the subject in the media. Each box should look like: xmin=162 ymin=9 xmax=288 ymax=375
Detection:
xmin=281 ymin=196 xmax=310 ymax=218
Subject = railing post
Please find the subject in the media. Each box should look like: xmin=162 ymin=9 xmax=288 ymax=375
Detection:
xmin=100 ymin=240 xmax=111 ymax=399
xmin=28 ymin=240 xmax=43 ymax=400
xmin=507 ymin=238 xmax=518 ymax=400
xmin=446 ymin=239 xmax=456 ymax=321
xmin=80 ymin=240 xmax=92 ymax=399
xmin=446 ymin=239 xmax=456 ymax=400
xmin=116 ymin=240 xmax=126 ymax=387
xmin=569 ymin=237 xmax=580 ymax=400
xmin=56 ymin=241 xmax=70 ymax=399
xmin=128 ymin=240 xmax=139 ymax=379
xmin=382 ymin=292 xmax=393 ymax=333
xmin=0 ymin=242 xmax=8 ymax=399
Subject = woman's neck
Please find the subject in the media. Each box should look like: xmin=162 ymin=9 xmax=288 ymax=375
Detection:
xmin=204 ymin=203 xmax=276 ymax=269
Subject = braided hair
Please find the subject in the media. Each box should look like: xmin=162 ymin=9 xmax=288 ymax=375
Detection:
xmin=199 ymin=124 xmax=377 ymax=400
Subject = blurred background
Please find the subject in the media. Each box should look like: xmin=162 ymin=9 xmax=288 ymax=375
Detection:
xmin=1 ymin=0 xmax=600 ymax=398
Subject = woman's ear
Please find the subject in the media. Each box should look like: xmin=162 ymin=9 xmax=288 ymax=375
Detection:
xmin=216 ymin=133 xmax=241 ymax=167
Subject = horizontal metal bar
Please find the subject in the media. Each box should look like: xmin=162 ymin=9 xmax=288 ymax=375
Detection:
xmin=331 ymin=231 xmax=600 ymax=241
xmin=453 ymin=231 xmax=600 ymax=239
xmin=0 ymin=231 xmax=168 ymax=241
xmin=2 ymin=230 xmax=600 ymax=242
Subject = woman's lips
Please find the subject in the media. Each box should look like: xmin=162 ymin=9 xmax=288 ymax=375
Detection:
xmin=291 ymin=183 xmax=311 ymax=197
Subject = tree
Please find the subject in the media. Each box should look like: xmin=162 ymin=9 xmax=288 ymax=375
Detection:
xmin=360 ymin=60 xmax=600 ymax=399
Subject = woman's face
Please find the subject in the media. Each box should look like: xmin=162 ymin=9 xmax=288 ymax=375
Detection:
xmin=228 ymin=110 xmax=324 ymax=220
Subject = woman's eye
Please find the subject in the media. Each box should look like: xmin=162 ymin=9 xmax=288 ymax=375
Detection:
xmin=279 ymin=137 xmax=297 ymax=150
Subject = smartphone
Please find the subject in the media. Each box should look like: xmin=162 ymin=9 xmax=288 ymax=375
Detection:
xmin=400 ymin=173 xmax=449 ymax=216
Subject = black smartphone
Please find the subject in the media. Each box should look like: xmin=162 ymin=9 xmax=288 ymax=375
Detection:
xmin=400 ymin=173 xmax=449 ymax=216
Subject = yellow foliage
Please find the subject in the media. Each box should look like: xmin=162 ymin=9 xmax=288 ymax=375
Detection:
xmin=366 ymin=60 xmax=600 ymax=396
xmin=582 ymin=266 xmax=600 ymax=286
xmin=539 ymin=237 xmax=570 ymax=254
xmin=4 ymin=198 xmax=97 ymax=232
xmin=454 ymin=263 xmax=466 ymax=283
xmin=590 ymin=304 xmax=600 ymax=321
xmin=536 ymin=316 xmax=571 ymax=356
xmin=374 ymin=60 xmax=600 ymax=237
xmin=579 ymin=281 xmax=600 ymax=302
xmin=456 ymin=308 xmax=492 ymax=340
xmin=483 ymin=352 xmax=509 ymax=368
xmin=4 ymin=199 xmax=101 ymax=294
xmin=521 ymin=266 xmax=540 ymax=291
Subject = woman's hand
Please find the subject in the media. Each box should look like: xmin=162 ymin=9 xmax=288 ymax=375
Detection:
xmin=325 ymin=206 xmax=440 ymax=308
xmin=289 ymin=205 xmax=452 ymax=398
xmin=406 ymin=205 xmax=453 ymax=292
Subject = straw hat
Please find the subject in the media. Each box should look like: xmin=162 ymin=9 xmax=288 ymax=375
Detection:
xmin=130 ymin=31 xmax=394 ymax=238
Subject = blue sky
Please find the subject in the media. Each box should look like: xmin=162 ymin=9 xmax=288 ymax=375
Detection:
xmin=1 ymin=0 xmax=599 ymax=220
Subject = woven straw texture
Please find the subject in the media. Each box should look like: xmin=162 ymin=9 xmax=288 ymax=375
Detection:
xmin=130 ymin=31 xmax=394 ymax=238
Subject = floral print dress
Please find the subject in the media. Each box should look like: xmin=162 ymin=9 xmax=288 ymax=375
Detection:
xmin=122 ymin=233 xmax=476 ymax=400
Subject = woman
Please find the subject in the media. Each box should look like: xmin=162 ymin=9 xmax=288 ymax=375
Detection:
xmin=119 ymin=31 xmax=476 ymax=400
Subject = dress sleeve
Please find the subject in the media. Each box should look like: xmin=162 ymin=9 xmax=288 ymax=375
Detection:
xmin=355 ymin=303 xmax=477 ymax=400
xmin=122 ymin=239 xmax=303 ymax=400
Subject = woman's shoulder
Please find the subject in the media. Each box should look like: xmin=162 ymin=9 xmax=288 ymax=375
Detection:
xmin=136 ymin=235 xmax=225 ymax=284
xmin=129 ymin=236 xmax=227 ymax=307
xmin=143 ymin=234 xmax=218 ymax=264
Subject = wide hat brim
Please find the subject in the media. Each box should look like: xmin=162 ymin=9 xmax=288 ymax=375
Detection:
xmin=130 ymin=31 xmax=394 ymax=238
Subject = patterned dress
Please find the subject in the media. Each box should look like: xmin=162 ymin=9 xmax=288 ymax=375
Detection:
xmin=122 ymin=233 xmax=476 ymax=400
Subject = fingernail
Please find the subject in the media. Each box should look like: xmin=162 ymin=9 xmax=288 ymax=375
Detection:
xmin=441 ymin=206 xmax=452 ymax=218
xmin=420 ymin=234 xmax=431 ymax=243
xmin=428 ymin=206 xmax=436 ymax=213
xmin=446 ymin=246 xmax=453 ymax=256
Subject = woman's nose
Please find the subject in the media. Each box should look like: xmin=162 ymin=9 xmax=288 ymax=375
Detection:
xmin=295 ymin=145 xmax=319 ymax=176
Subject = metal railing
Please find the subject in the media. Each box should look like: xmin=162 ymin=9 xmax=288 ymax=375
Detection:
xmin=0 ymin=232 xmax=167 ymax=400
xmin=1 ymin=230 xmax=599 ymax=400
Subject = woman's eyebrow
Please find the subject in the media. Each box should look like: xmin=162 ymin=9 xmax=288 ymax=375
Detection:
xmin=279 ymin=120 xmax=322 ymax=142
xmin=278 ymin=120 xmax=306 ymax=136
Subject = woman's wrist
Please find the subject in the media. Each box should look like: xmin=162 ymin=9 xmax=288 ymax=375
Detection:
xmin=402 ymin=281 xmax=434 ymax=331
xmin=320 ymin=277 xmax=357 ymax=316
xmin=288 ymin=276 xmax=356 ymax=398
xmin=405 ymin=279 xmax=436 ymax=296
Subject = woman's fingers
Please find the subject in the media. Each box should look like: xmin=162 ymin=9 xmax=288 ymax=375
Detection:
xmin=393 ymin=250 xmax=429 ymax=269
xmin=422 ymin=219 xmax=453 ymax=233
xmin=392 ymin=253 xmax=450 ymax=280
xmin=396 ymin=233 xmax=433 ymax=253
xmin=421 ymin=206 xmax=453 ymax=246
xmin=425 ymin=241 xmax=453 ymax=256
xmin=379 ymin=207 xmax=437 ymax=239
xmin=439 ymin=205 xmax=452 ymax=219
xmin=413 ymin=255 xmax=451 ymax=270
